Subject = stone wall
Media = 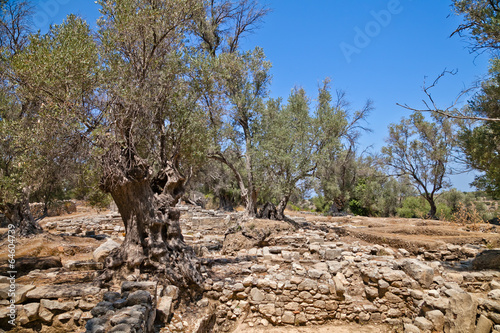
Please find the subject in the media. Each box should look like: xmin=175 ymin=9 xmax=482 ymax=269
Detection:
xmin=44 ymin=212 xmax=124 ymax=237
xmin=0 ymin=279 xmax=104 ymax=331
xmin=30 ymin=200 xmax=77 ymax=220
xmin=201 ymin=239 xmax=500 ymax=332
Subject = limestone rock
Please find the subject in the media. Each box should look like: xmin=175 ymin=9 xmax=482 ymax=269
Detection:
xmin=323 ymin=249 xmax=342 ymax=260
xmin=259 ymin=303 xmax=276 ymax=317
xmin=488 ymin=290 xmax=500 ymax=301
xmin=23 ymin=303 xmax=39 ymax=321
xmin=38 ymin=306 xmax=54 ymax=323
xmin=282 ymin=310 xmax=295 ymax=324
xmin=250 ymin=288 xmax=265 ymax=302
xmin=401 ymin=259 xmax=434 ymax=288
xmin=491 ymin=280 xmax=500 ymax=290
xmin=156 ymin=296 xmax=173 ymax=323
xmin=40 ymin=299 xmax=76 ymax=311
xmin=93 ymin=239 xmax=120 ymax=263
xmin=444 ymin=289 xmax=477 ymax=333
xmin=475 ymin=315 xmax=493 ymax=333
xmin=0 ymin=284 xmax=35 ymax=304
xmin=414 ymin=316 xmax=433 ymax=331
xmin=404 ymin=323 xmax=421 ymax=333
xmin=425 ymin=309 xmax=444 ymax=331
xmin=27 ymin=283 xmax=101 ymax=300
xmin=298 ymin=278 xmax=317 ymax=291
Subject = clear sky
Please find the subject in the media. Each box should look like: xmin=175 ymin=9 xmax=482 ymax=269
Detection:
xmin=31 ymin=0 xmax=490 ymax=191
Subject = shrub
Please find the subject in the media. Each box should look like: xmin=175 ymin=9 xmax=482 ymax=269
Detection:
xmin=311 ymin=196 xmax=331 ymax=214
xmin=436 ymin=203 xmax=453 ymax=221
xmin=87 ymin=189 xmax=112 ymax=211
xmin=451 ymin=202 xmax=483 ymax=228
xmin=396 ymin=196 xmax=430 ymax=218
xmin=349 ymin=199 xmax=368 ymax=216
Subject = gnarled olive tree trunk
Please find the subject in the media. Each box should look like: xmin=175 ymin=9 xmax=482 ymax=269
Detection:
xmin=257 ymin=195 xmax=289 ymax=221
xmin=101 ymin=148 xmax=202 ymax=295
xmin=3 ymin=189 xmax=42 ymax=237
xmin=207 ymin=152 xmax=257 ymax=217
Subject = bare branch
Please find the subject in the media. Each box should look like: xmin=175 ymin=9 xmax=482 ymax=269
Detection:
xmin=398 ymin=69 xmax=500 ymax=122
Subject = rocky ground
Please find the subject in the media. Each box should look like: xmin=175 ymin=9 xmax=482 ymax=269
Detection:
xmin=0 ymin=202 xmax=499 ymax=332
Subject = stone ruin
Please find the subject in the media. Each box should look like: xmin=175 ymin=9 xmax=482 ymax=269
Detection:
xmin=0 ymin=204 xmax=499 ymax=333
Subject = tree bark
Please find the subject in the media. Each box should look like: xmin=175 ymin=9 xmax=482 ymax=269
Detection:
xmin=243 ymin=126 xmax=258 ymax=217
xmin=256 ymin=202 xmax=278 ymax=220
xmin=425 ymin=196 xmax=437 ymax=219
xmin=257 ymin=195 xmax=289 ymax=221
xmin=207 ymin=152 xmax=256 ymax=216
xmin=217 ymin=191 xmax=234 ymax=211
xmin=101 ymin=148 xmax=202 ymax=296
xmin=3 ymin=189 xmax=42 ymax=237
xmin=275 ymin=195 xmax=289 ymax=221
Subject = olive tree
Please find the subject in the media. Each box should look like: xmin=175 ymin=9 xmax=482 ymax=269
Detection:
xmin=255 ymin=88 xmax=315 ymax=220
xmin=382 ymin=111 xmax=460 ymax=218
xmin=313 ymin=81 xmax=372 ymax=213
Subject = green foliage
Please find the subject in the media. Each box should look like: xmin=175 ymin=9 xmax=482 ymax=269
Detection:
xmin=87 ymin=189 xmax=112 ymax=210
xmin=452 ymin=0 xmax=500 ymax=51
xmin=1 ymin=11 xmax=99 ymax=218
xmin=311 ymin=195 xmax=331 ymax=214
xmin=396 ymin=196 xmax=430 ymax=219
xmin=382 ymin=111 xmax=461 ymax=217
xmin=436 ymin=203 xmax=453 ymax=221
xmin=452 ymin=1 xmax=500 ymax=198
xmin=436 ymin=188 xmax=473 ymax=211
xmin=255 ymin=86 xmax=314 ymax=207
xmin=348 ymin=199 xmax=368 ymax=216
xmin=313 ymin=80 xmax=373 ymax=212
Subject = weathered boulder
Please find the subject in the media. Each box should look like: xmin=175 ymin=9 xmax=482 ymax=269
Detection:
xmin=475 ymin=315 xmax=493 ymax=333
xmin=414 ymin=316 xmax=433 ymax=331
xmin=472 ymin=250 xmax=500 ymax=270
xmin=425 ymin=309 xmax=445 ymax=331
xmin=282 ymin=311 xmax=295 ymax=324
xmin=488 ymin=290 xmax=500 ymax=301
xmin=23 ymin=303 xmax=40 ymax=322
xmin=404 ymin=323 xmax=421 ymax=333
xmin=401 ymin=259 xmax=434 ymax=288
xmin=93 ymin=239 xmax=120 ymax=263
xmin=40 ymin=299 xmax=76 ymax=311
xmin=156 ymin=296 xmax=173 ymax=323
xmin=38 ymin=306 xmax=54 ymax=323
xmin=250 ymin=288 xmax=265 ymax=302
xmin=444 ymin=289 xmax=478 ymax=333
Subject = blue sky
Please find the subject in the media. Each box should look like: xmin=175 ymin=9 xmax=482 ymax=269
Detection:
xmin=32 ymin=0 xmax=490 ymax=191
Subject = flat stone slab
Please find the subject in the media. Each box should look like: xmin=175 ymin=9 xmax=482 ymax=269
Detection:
xmin=0 ymin=256 xmax=62 ymax=276
xmin=26 ymin=283 xmax=101 ymax=300
xmin=0 ymin=284 xmax=35 ymax=303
